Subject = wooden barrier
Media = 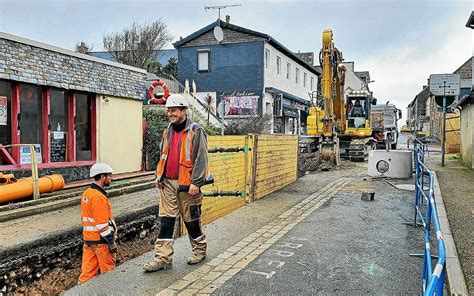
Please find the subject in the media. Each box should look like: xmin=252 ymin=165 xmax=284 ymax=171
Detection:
xmin=181 ymin=134 xmax=299 ymax=234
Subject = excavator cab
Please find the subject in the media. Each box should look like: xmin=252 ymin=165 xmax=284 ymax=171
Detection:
xmin=344 ymin=90 xmax=375 ymax=137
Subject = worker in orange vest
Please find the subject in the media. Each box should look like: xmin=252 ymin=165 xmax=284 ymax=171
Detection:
xmin=78 ymin=162 xmax=118 ymax=283
xmin=143 ymin=94 xmax=213 ymax=272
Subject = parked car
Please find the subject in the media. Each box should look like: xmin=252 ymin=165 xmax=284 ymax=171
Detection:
xmin=400 ymin=125 xmax=410 ymax=133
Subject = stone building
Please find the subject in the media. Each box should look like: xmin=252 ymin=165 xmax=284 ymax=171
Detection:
xmin=0 ymin=32 xmax=146 ymax=181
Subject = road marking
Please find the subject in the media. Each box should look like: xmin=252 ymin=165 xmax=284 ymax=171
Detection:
xmin=156 ymin=177 xmax=353 ymax=296
xmin=368 ymin=262 xmax=376 ymax=276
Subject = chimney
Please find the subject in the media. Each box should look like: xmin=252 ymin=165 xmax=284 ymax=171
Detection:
xmin=225 ymin=15 xmax=230 ymax=23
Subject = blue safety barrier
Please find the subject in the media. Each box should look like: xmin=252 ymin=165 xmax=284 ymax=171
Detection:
xmin=411 ymin=139 xmax=446 ymax=295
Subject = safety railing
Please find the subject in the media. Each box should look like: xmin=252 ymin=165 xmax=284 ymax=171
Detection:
xmin=411 ymin=138 xmax=446 ymax=295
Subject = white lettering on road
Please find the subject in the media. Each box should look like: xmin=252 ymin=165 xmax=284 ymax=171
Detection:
xmin=275 ymin=250 xmax=295 ymax=257
xmin=277 ymin=242 xmax=303 ymax=249
xmin=246 ymin=270 xmax=277 ymax=279
xmin=267 ymin=260 xmax=285 ymax=268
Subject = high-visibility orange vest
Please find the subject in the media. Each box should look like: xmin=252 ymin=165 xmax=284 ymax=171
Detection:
xmin=156 ymin=123 xmax=210 ymax=190
xmin=81 ymin=185 xmax=116 ymax=242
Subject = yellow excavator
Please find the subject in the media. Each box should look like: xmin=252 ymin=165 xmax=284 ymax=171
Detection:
xmin=306 ymin=29 xmax=376 ymax=164
xmin=306 ymin=29 xmax=346 ymax=166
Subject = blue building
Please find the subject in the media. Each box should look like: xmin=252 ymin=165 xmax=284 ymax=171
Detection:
xmin=174 ymin=20 xmax=320 ymax=134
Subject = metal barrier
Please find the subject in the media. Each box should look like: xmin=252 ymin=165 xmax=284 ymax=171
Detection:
xmin=411 ymin=139 xmax=446 ymax=295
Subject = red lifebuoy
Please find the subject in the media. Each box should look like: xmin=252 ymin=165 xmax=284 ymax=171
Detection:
xmin=148 ymin=81 xmax=170 ymax=104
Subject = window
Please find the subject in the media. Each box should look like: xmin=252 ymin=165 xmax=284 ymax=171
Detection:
xmin=310 ymin=77 xmax=314 ymax=91
xmin=276 ymin=56 xmax=281 ymax=75
xmin=286 ymin=63 xmax=291 ymax=79
xmin=75 ymin=93 xmax=92 ymax=161
xmin=198 ymin=50 xmax=210 ymax=72
xmin=304 ymin=73 xmax=307 ymax=88
xmin=50 ymin=90 xmax=68 ymax=133
xmin=0 ymin=81 xmax=96 ymax=165
xmin=295 ymin=68 xmax=300 ymax=84
xmin=0 ymin=81 xmax=11 ymax=146
xmin=50 ymin=90 xmax=69 ymax=162
xmin=19 ymin=84 xmax=42 ymax=146
xmin=265 ymin=49 xmax=270 ymax=68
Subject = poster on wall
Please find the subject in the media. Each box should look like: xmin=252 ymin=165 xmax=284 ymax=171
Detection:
xmin=20 ymin=145 xmax=43 ymax=164
xmin=0 ymin=96 xmax=7 ymax=126
xmin=220 ymin=91 xmax=259 ymax=116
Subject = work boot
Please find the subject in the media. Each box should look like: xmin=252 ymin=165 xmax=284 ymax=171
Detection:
xmin=187 ymin=234 xmax=207 ymax=265
xmin=143 ymin=260 xmax=172 ymax=272
xmin=187 ymin=253 xmax=206 ymax=265
xmin=143 ymin=240 xmax=173 ymax=272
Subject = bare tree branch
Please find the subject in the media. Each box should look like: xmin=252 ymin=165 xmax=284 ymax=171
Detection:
xmin=103 ymin=20 xmax=173 ymax=69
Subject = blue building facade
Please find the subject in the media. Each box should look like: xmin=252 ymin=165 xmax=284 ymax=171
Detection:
xmin=178 ymin=41 xmax=264 ymax=115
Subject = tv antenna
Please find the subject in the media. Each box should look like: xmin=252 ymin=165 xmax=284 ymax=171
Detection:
xmin=204 ymin=4 xmax=241 ymax=20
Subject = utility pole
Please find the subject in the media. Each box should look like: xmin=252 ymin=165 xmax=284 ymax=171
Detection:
xmin=204 ymin=4 xmax=241 ymax=20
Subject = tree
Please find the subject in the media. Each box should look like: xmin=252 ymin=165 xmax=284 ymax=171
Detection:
xmin=147 ymin=60 xmax=163 ymax=75
xmin=163 ymin=57 xmax=178 ymax=77
xmin=75 ymin=41 xmax=93 ymax=54
xmin=103 ymin=20 xmax=172 ymax=69
xmin=202 ymin=94 xmax=216 ymax=125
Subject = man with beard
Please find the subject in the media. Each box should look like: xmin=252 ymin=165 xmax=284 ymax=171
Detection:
xmin=78 ymin=162 xmax=118 ymax=283
xmin=143 ymin=94 xmax=213 ymax=272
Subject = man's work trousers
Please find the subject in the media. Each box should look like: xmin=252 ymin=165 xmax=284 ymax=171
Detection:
xmin=155 ymin=178 xmax=207 ymax=264
xmin=78 ymin=244 xmax=116 ymax=283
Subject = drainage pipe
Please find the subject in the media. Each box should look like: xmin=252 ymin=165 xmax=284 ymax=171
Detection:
xmin=0 ymin=174 xmax=65 ymax=203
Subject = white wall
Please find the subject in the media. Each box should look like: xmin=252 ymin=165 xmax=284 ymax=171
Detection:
xmin=342 ymin=62 xmax=368 ymax=95
xmin=263 ymin=43 xmax=317 ymax=101
xmin=97 ymin=95 xmax=143 ymax=174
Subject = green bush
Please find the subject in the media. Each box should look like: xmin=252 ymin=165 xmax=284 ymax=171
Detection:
xmin=224 ymin=114 xmax=272 ymax=135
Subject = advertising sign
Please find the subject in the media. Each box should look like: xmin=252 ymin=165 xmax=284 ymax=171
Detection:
xmin=220 ymin=91 xmax=259 ymax=116
xmin=0 ymin=96 xmax=7 ymax=126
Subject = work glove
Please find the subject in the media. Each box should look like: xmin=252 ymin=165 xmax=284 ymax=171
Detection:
xmin=108 ymin=242 xmax=118 ymax=254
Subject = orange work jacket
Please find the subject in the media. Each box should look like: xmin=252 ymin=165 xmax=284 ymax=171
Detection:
xmin=81 ymin=184 xmax=117 ymax=243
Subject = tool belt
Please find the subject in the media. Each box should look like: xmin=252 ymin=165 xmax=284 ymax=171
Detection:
xmin=84 ymin=239 xmax=107 ymax=247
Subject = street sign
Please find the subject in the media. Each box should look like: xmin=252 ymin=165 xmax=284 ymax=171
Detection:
xmin=429 ymin=74 xmax=460 ymax=167
xmin=435 ymin=96 xmax=455 ymax=107
xmin=429 ymin=74 xmax=460 ymax=96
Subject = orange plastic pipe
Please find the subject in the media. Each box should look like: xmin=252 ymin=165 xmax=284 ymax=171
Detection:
xmin=0 ymin=174 xmax=65 ymax=203
xmin=0 ymin=173 xmax=16 ymax=185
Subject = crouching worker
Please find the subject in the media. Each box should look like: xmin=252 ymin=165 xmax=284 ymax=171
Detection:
xmin=78 ymin=162 xmax=118 ymax=283
xmin=143 ymin=94 xmax=213 ymax=272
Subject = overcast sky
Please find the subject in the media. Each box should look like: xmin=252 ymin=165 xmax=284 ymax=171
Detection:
xmin=1 ymin=0 xmax=472 ymax=124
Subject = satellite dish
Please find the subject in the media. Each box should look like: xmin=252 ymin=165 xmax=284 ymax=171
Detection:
xmin=214 ymin=26 xmax=224 ymax=42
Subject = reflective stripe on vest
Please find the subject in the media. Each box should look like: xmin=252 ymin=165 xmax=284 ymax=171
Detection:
xmin=156 ymin=123 xmax=197 ymax=185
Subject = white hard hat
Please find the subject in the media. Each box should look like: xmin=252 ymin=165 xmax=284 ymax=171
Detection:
xmin=90 ymin=162 xmax=113 ymax=178
xmin=165 ymin=94 xmax=188 ymax=108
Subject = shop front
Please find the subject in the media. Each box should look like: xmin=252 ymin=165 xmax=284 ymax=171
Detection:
xmin=266 ymin=87 xmax=310 ymax=135
xmin=0 ymin=33 xmax=146 ymax=181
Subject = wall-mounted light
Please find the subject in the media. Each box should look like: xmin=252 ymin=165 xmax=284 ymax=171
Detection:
xmin=102 ymin=96 xmax=109 ymax=102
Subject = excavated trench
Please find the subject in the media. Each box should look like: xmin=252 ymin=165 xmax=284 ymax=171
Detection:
xmin=0 ymin=206 xmax=175 ymax=295
xmin=1 ymin=153 xmax=322 ymax=295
